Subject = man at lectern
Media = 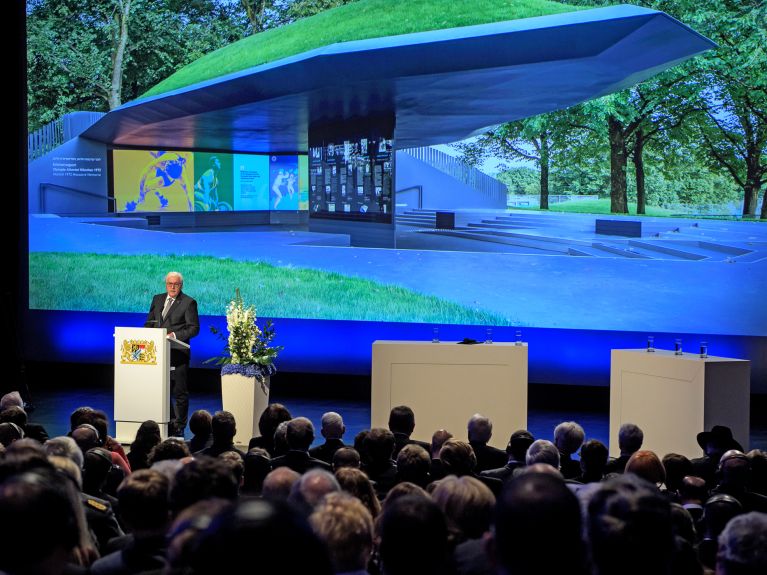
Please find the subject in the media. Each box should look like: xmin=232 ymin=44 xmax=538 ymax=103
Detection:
xmin=145 ymin=271 xmax=199 ymax=437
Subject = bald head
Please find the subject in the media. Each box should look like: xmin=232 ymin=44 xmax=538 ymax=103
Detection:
xmin=262 ymin=467 xmax=301 ymax=502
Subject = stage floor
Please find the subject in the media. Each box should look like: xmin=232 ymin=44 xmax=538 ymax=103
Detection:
xmin=23 ymin=386 xmax=767 ymax=454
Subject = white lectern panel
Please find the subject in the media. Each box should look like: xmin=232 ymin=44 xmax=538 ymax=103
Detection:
xmin=372 ymin=341 xmax=527 ymax=449
xmin=610 ymin=349 xmax=750 ymax=460
xmin=114 ymin=327 xmax=171 ymax=443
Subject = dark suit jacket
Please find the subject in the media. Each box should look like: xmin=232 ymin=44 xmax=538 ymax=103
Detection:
xmin=144 ymin=291 xmax=200 ymax=358
xmin=271 ymin=450 xmax=332 ymax=474
xmin=480 ymin=459 xmax=526 ymax=483
xmin=309 ymin=438 xmax=347 ymax=465
xmin=470 ymin=441 xmax=508 ymax=473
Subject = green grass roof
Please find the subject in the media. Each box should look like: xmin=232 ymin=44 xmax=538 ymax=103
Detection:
xmin=143 ymin=0 xmax=590 ymax=99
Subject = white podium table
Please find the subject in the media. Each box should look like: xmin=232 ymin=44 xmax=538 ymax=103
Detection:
xmin=610 ymin=349 xmax=750 ymax=459
xmin=372 ymin=340 xmax=528 ymax=449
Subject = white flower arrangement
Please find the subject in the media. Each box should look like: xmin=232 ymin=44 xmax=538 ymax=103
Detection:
xmin=207 ymin=289 xmax=282 ymax=382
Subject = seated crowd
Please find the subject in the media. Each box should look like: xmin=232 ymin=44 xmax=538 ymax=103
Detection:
xmin=0 ymin=389 xmax=766 ymax=575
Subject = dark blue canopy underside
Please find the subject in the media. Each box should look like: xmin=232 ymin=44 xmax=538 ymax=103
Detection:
xmin=82 ymin=5 xmax=713 ymax=153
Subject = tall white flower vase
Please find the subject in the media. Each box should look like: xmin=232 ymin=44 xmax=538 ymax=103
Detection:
xmin=221 ymin=372 xmax=270 ymax=447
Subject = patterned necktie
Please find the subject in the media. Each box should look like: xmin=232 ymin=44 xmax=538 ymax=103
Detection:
xmin=161 ymin=297 xmax=174 ymax=320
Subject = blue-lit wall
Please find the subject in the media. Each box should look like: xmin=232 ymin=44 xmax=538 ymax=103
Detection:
xmin=24 ymin=310 xmax=767 ymax=392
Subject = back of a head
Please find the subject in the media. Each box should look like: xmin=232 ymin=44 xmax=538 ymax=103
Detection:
xmin=133 ymin=420 xmax=162 ymax=451
xmin=243 ymin=448 xmax=271 ymax=491
xmin=286 ymin=417 xmax=315 ymax=451
xmin=189 ymin=410 xmax=213 ymax=437
xmin=289 ymin=469 xmax=340 ymax=514
xmin=321 ymin=411 xmax=344 ymax=438
xmin=507 ymin=429 xmax=535 ymax=461
xmin=0 ymin=469 xmax=79 ymax=573
xmin=588 ymin=474 xmax=674 ymax=575
xmin=335 ymin=466 xmax=380 ymax=518
xmin=71 ymin=423 xmax=100 ymax=453
xmin=44 ymin=436 xmax=84 ymax=470
xmin=192 ymin=499 xmax=333 ymax=575
xmin=258 ymin=403 xmax=292 ymax=441
xmin=431 ymin=429 xmax=453 ymax=458
xmin=679 ymin=475 xmax=708 ymax=503
xmin=396 ymin=443 xmax=431 ymax=485
xmin=365 ymin=427 xmax=396 ymax=464
xmin=171 ymin=455 xmax=239 ymax=515
xmin=580 ymin=439 xmax=609 ymax=477
xmin=0 ymin=422 xmax=24 ymax=447
xmin=69 ymin=406 xmax=94 ymax=431
xmin=1 ymin=406 xmax=28 ymax=427
xmin=467 ymin=414 xmax=492 ymax=444
xmin=379 ymin=495 xmax=449 ymax=575
xmin=262 ymin=466 xmax=301 ymax=502
xmin=149 ymin=438 xmax=191 ymax=465
xmin=388 ymin=405 xmax=416 ymax=436
xmin=494 ymin=472 xmax=584 ymax=575
xmin=0 ymin=391 xmax=24 ymax=411
xmin=703 ymin=494 xmax=743 ymax=537
xmin=719 ymin=450 xmax=750 ymax=488
xmin=625 ymin=450 xmax=666 ymax=485
xmin=84 ymin=447 xmax=115 ymax=488
xmin=526 ymin=439 xmax=560 ymax=469
xmin=333 ymin=446 xmax=361 ymax=470
xmin=662 ymin=453 xmax=692 ymax=491
xmin=310 ymin=492 xmax=374 ymax=573
xmin=553 ymin=421 xmax=585 ymax=455
xmin=211 ymin=411 xmax=237 ymax=443
xmin=746 ymin=449 xmax=767 ymax=495
xmin=118 ymin=469 xmax=170 ymax=532
xmin=432 ymin=474 xmax=495 ymax=541
xmin=716 ymin=511 xmax=767 ymax=575
xmin=439 ymin=439 xmax=477 ymax=476
xmin=618 ymin=423 xmax=644 ymax=455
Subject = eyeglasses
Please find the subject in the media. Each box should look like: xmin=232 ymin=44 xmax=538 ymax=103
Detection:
xmin=166 ymin=282 xmax=182 ymax=287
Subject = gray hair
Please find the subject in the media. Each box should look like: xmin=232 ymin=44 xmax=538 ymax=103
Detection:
xmin=716 ymin=512 xmax=767 ymax=574
xmin=321 ymin=412 xmax=344 ymax=437
xmin=526 ymin=439 xmax=561 ymax=469
xmin=0 ymin=391 xmax=23 ymax=411
xmin=467 ymin=414 xmax=493 ymax=444
xmin=164 ymin=271 xmax=184 ymax=285
xmin=553 ymin=421 xmax=585 ymax=455
xmin=618 ymin=423 xmax=644 ymax=455
xmin=44 ymin=436 xmax=84 ymax=470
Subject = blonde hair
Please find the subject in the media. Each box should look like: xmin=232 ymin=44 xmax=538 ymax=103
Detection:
xmin=310 ymin=492 xmax=373 ymax=572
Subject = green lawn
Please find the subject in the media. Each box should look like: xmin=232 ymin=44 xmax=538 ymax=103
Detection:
xmin=144 ymin=0 xmax=587 ymax=98
xmin=29 ymin=252 xmax=513 ymax=325
xmin=515 ymin=198 xmax=678 ymax=216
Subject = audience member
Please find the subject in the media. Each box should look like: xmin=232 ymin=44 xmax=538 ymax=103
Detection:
xmin=388 ymin=405 xmax=430 ymax=457
xmin=165 ymin=498 xmax=232 ymax=573
xmin=481 ymin=429 xmax=534 ymax=483
xmin=432 ymin=475 xmax=495 ymax=544
xmin=310 ymin=492 xmax=374 ymax=575
xmin=491 ymin=471 xmax=586 ymax=575
xmin=219 ymin=450 xmax=245 ymax=486
xmin=127 ymin=420 xmax=162 ymax=471
xmin=90 ymin=470 xmax=171 ymax=575
xmin=0 ymin=421 xmax=25 ymax=447
xmin=625 ymin=449 xmax=666 ymax=486
xmin=169 ymin=455 xmax=239 ymax=516
xmin=378 ymin=495 xmax=450 ymax=575
xmin=288 ymin=468 xmax=341 ymax=517
xmin=273 ymin=420 xmax=291 ymax=457
xmin=333 ymin=446 xmax=361 ymax=471
xmin=395 ymin=443 xmax=431 ymax=488
xmin=335 ymin=466 xmax=381 ymax=519
xmin=554 ymin=421 xmax=585 ymax=479
xmin=711 ymin=449 xmax=767 ymax=513
xmin=191 ymin=499 xmax=333 ymax=574
xmin=525 ymin=439 xmax=560 ymax=470
xmin=248 ymin=403 xmax=292 ymax=455
xmin=271 ymin=416 xmax=331 ymax=473
xmin=429 ymin=428 xmax=453 ymax=481
xmin=309 ymin=411 xmax=348 ymax=464
xmin=354 ymin=429 xmax=371 ymax=468
xmin=148 ymin=437 xmax=191 ymax=465
xmin=199 ymin=411 xmax=246 ymax=458
xmin=187 ymin=409 xmax=213 ymax=453
xmin=363 ymin=427 xmax=398 ymax=497
xmin=605 ymin=422 xmax=644 ymax=475
xmin=241 ymin=447 xmax=271 ymax=497
xmin=576 ymin=439 xmax=609 ymax=484
xmin=0 ymin=391 xmax=49 ymax=443
xmin=467 ymin=414 xmax=507 ymax=472
xmin=715 ymin=511 xmax=767 ymax=575
xmin=746 ymin=449 xmax=767 ymax=496
xmin=439 ymin=439 xmax=502 ymax=496
xmin=692 ymin=425 xmax=743 ymax=489
xmin=262 ymin=466 xmax=301 ymax=502
xmin=679 ymin=475 xmax=708 ymax=527
xmin=44 ymin=435 xmax=84 ymax=470
xmin=588 ymin=474 xmax=675 ymax=575
xmin=662 ymin=453 xmax=693 ymax=498
xmin=697 ymin=493 xmax=744 ymax=570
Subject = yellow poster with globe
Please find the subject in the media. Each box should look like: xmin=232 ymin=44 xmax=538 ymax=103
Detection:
xmin=113 ymin=150 xmax=195 ymax=212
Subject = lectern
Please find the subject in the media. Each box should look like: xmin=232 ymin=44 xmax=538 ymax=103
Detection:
xmin=610 ymin=349 xmax=750 ymax=460
xmin=113 ymin=327 xmax=188 ymax=443
xmin=372 ymin=340 xmax=528 ymax=448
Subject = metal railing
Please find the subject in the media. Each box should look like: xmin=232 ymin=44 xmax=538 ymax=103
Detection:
xmin=401 ymin=147 xmax=508 ymax=203
xmin=28 ymin=112 xmax=105 ymax=162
